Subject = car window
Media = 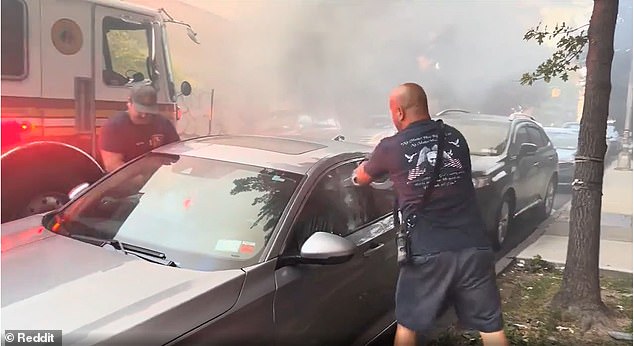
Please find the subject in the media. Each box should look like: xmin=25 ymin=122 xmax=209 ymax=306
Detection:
xmin=1 ymin=0 xmax=27 ymax=79
xmin=441 ymin=119 xmax=510 ymax=156
xmin=526 ymin=126 xmax=547 ymax=148
xmin=46 ymin=153 xmax=302 ymax=271
xmin=369 ymin=184 xmax=395 ymax=219
xmin=540 ymin=130 xmax=552 ymax=147
xmin=511 ymin=127 xmax=530 ymax=154
xmin=290 ymin=162 xmax=375 ymax=250
xmin=546 ymin=131 xmax=578 ymax=149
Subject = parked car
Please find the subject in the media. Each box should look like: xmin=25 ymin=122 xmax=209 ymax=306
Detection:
xmin=544 ymin=127 xmax=578 ymax=187
xmin=341 ymin=114 xmax=396 ymax=146
xmin=1 ymin=135 xmax=398 ymax=345
xmin=562 ymin=121 xmax=621 ymax=159
xmin=561 ymin=121 xmax=580 ymax=132
xmin=438 ymin=111 xmax=558 ymax=249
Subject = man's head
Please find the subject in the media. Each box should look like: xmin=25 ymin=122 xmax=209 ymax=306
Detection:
xmin=389 ymin=82 xmax=431 ymax=131
xmin=127 ymin=85 xmax=160 ymax=125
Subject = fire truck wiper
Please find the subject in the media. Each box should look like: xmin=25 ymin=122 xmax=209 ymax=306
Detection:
xmin=69 ymin=234 xmax=179 ymax=267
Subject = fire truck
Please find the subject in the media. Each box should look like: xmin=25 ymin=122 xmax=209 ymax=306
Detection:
xmin=1 ymin=0 xmax=197 ymax=223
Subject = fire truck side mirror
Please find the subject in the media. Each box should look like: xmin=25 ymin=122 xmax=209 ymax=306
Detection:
xmin=180 ymin=81 xmax=192 ymax=96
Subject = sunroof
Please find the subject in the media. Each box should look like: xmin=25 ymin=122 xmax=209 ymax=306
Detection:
xmin=192 ymin=136 xmax=327 ymax=155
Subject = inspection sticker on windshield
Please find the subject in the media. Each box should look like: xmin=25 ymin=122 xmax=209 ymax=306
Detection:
xmin=215 ymin=239 xmax=242 ymax=253
xmin=239 ymin=241 xmax=256 ymax=254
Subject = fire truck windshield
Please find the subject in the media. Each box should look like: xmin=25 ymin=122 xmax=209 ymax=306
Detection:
xmin=102 ymin=16 xmax=156 ymax=87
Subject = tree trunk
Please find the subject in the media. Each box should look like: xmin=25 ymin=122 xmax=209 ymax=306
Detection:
xmin=552 ymin=0 xmax=619 ymax=330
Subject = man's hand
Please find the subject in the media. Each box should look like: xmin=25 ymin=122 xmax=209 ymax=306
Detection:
xmin=352 ymin=161 xmax=373 ymax=186
xmin=100 ymin=150 xmax=126 ymax=173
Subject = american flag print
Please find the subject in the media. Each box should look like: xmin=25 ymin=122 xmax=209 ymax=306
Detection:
xmin=443 ymin=156 xmax=463 ymax=169
xmin=407 ymin=165 xmax=426 ymax=180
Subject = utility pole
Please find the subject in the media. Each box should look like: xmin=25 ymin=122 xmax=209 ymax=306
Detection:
xmin=616 ymin=59 xmax=632 ymax=170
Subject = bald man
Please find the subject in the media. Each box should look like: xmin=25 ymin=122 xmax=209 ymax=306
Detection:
xmin=353 ymin=83 xmax=508 ymax=346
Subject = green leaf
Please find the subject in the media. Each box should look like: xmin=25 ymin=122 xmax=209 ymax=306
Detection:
xmin=521 ymin=20 xmax=589 ymax=86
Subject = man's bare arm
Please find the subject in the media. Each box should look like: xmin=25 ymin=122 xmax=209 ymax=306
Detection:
xmin=100 ymin=150 xmax=125 ymax=173
xmin=352 ymin=161 xmax=374 ymax=186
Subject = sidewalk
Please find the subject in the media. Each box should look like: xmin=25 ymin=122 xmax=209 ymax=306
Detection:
xmin=515 ymin=165 xmax=633 ymax=274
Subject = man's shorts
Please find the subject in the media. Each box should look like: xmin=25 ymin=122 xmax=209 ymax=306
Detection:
xmin=395 ymin=246 xmax=503 ymax=335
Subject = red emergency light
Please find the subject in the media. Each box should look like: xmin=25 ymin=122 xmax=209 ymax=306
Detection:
xmin=176 ymin=105 xmax=183 ymax=121
xmin=19 ymin=121 xmax=33 ymax=132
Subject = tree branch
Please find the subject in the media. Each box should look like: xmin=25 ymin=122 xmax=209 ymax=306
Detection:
xmin=521 ymin=21 xmax=589 ymax=85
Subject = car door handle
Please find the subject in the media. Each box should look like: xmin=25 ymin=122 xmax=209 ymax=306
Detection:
xmin=533 ymin=162 xmax=541 ymax=167
xmin=363 ymin=243 xmax=385 ymax=257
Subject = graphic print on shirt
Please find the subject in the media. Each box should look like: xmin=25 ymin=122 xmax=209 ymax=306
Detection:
xmin=402 ymin=130 xmax=466 ymax=187
xmin=149 ymin=134 xmax=165 ymax=148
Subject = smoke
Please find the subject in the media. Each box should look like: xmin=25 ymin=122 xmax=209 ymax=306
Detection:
xmin=153 ymin=0 xmax=598 ymax=134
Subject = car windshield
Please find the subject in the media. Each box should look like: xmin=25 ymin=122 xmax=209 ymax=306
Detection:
xmin=546 ymin=131 xmax=578 ymax=149
xmin=443 ymin=119 xmax=510 ymax=156
xmin=46 ymin=153 xmax=302 ymax=271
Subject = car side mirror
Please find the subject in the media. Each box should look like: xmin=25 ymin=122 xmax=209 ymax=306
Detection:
xmin=180 ymin=81 xmax=192 ymax=96
xmin=300 ymin=232 xmax=355 ymax=264
xmin=519 ymin=143 xmax=538 ymax=157
xmin=68 ymin=182 xmax=90 ymax=200
xmin=279 ymin=232 xmax=355 ymax=267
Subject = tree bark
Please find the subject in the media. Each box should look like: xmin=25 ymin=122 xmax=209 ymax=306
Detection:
xmin=552 ymin=0 xmax=619 ymax=329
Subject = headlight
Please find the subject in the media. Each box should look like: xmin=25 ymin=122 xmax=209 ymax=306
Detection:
xmin=472 ymin=176 xmax=491 ymax=189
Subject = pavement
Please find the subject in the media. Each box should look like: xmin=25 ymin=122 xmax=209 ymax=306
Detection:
xmin=513 ymin=164 xmax=633 ymax=274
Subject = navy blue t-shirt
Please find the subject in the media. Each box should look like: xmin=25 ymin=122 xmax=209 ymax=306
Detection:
xmin=99 ymin=111 xmax=180 ymax=162
xmin=364 ymin=119 xmax=490 ymax=254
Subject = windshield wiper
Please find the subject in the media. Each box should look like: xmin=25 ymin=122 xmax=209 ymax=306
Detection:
xmin=69 ymin=234 xmax=179 ymax=267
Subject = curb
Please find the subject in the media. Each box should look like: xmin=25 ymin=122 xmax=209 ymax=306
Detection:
xmin=494 ymin=201 xmax=572 ymax=276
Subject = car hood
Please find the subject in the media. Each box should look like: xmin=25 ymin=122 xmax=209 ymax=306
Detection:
xmin=342 ymin=128 xmax=396 ymax=146
xmin=1 ymin=215 xmax=245 ymax=345
xmin=470 ymin=155 xmax=504 ymax=175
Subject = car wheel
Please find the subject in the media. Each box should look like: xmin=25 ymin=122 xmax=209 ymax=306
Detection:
xmin=538 ymin=177 xmax=556 ymax=219
xmin=19 ymin=191 xmax=69 ymax=218
xmin=492 ymin=195 xmax=513 ymax=251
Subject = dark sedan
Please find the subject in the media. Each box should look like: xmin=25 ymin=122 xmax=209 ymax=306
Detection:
xmin=439 ymin=111 xmax=558 ymax=249
xmin=1 ymin=135 xmax=398 ymax=345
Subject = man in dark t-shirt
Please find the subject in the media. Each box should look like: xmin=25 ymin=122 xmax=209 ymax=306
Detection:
xmin=99 ymin=85 xmax=180 ymax=172
xmin=353 ymin=83 xmax=508 ymax=346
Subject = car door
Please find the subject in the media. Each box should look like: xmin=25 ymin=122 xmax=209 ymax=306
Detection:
xmin=510 ymin=125 xmax=537 ymax=211
xmin=273 ymin=160 xmax=397 ymax=346
xmin=526 ymin=125 xmax=557 ymax=199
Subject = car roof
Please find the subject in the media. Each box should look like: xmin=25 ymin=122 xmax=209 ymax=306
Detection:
xmin=153 ymin=135 xmax=373 ymax=174
xmin=438 ymin=111 xmax=534 ymax=126
xmin=544 ymin=127 xmax=579 ymax=135
xmin=441 ymin=112 xmax=509 ymax=123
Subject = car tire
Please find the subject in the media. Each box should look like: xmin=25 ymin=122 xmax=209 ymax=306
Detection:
xmin=538 ymin=177 xmax=556 ymax=220
xmin=492 ymin=194 xmax=513 ymax=251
